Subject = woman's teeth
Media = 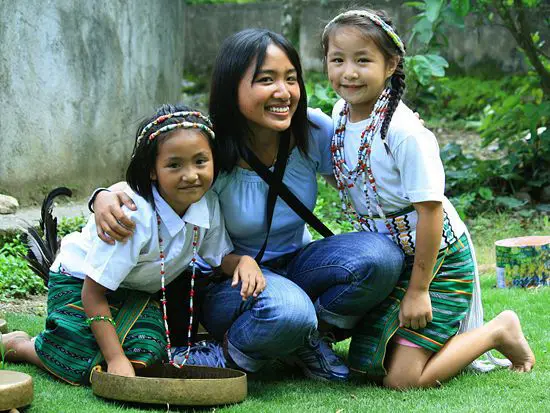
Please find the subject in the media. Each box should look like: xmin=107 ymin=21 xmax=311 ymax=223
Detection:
xmin=267 ymin=106 xmax=289 ymax=113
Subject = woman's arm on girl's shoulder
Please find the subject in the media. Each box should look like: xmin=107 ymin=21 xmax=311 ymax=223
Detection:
xmin=81 ymin=277 xmax=135 ymax=377
xmin=93 ymin=182 xmax=137 ymax=244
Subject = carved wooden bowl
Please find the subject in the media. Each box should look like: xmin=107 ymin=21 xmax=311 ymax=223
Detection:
xmin=91 ymin=363 xmax=247 ymax=406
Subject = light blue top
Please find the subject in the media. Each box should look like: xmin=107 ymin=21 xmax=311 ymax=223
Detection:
xmin=211 ymin=108 xmax=333 ymax=262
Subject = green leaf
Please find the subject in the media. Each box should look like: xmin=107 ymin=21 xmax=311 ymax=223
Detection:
xmin=450 ymin=0 xmax=470 ymax=16
xmin=424 ymin=54 xmax=449 ymax=77
xmin=411 ymin=16 xmax=434 ymax=46
xmin=425 ymin=0 xmax=445 ymax=22
xmin=478 ymin=187 xmax=494 ymax=200
xmin=404 ymin=1 xmax=426 ymax=10
xmin=495 ymin=196 xmax=528 ymax=209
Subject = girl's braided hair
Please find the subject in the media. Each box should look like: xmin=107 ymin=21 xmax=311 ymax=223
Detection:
xmin=322 ymin=9 xmax=406 ymax=147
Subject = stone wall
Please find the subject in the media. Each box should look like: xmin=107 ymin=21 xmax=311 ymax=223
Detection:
xmin=0 ymin=0 xmax=186 ymax=203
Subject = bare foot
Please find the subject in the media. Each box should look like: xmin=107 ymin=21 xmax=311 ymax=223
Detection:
xmin=2 ymin=331 xmax=32 ymax=361
xmin=491 ymin=311 xmax=535 ymax=372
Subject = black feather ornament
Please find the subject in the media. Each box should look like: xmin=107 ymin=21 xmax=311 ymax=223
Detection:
xmin=20 ymin=187 xmax=72 ymax=284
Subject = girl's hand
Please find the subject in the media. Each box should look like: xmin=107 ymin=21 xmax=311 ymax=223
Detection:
xmin=94 ymin=191 xmax=137 ymax=244
xmin=231 ymin=256 xmax=266 ymax=300
xmin=399 ymin=288 xmax=432 ymax=330
xmin=107 ymin=355 xmax=136 ymax=378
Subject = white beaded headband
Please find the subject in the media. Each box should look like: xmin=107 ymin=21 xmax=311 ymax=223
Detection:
xmin=136 ymin=111 xmax=215 ymax=145
xmin=323 ymin=10 xmax=405 ymax=55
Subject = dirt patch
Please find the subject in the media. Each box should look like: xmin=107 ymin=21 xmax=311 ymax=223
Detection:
xmin=0 ymin=294 xmax=47 ymax=317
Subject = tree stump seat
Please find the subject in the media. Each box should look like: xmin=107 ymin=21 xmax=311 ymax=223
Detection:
xmin=0 ymin=371 xmax=33 ymax=411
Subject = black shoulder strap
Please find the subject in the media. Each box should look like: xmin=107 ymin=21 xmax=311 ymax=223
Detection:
xmin=242 ymin=133 xmax=334 ymax=263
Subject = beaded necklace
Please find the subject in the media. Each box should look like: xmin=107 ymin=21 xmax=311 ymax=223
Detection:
xmin=157 ymin=212 xmax=199 ymax=367
xmin=331 ymin=88 xmax=397 ymax=242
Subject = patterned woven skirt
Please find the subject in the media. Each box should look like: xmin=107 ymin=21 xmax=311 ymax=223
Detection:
xmin=348 ymin=233 xmax=475 ymax=376
xmin=34 ymin=270 xmax=167 ymax=385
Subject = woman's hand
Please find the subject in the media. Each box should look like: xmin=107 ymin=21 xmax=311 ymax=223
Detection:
xmin=231 ymin=256 xmax=266 ymax=300
xmin=399 ymin=288 xmax=432 ymax=330
xmin=107 ymin=355 xmax=136 ymax=378
xmin=414 ymin=111 xmax=425 ymax=126
xmin=94 ymin=190 xmax=137 ymax=244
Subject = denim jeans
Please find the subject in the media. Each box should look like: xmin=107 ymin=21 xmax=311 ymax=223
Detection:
xmin=285 ymin=231 xmax=404 ymax=329
xmin=199 ymin=231 xmax=404 ymax=372
xmin=200 ymin=269 xmax=317 ymax=372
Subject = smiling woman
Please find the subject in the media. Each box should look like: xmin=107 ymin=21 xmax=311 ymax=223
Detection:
xmin=237 ymin=44 xmax=300 ymax=140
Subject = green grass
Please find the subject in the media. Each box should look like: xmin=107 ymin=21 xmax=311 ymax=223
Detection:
xmin=2 ymin=182 xmax=549 ymax=412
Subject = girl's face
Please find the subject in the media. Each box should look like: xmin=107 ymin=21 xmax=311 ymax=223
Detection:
xmin=326 ymin=26 xmax=398 ymax=121
xmin=237 ymin=44 xmax=300 ymax=139
xmin=151 ymin=129 xmax=214 ymax=216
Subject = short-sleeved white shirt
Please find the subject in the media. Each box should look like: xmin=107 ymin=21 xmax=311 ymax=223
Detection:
xmin=331 ymin=99 xmax=465 ymax=246
xmin=50 ymin=186 xmax=233 ymax=293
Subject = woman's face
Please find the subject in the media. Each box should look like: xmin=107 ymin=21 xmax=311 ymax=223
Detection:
xmin=237 ymin=44 xmax=301 ymax=138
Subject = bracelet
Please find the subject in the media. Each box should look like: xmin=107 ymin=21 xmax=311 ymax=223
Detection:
xmin=86 ymin=316 xmax=116 ymax=327
xmin=87 ymin=187 xmax=111 ymax=213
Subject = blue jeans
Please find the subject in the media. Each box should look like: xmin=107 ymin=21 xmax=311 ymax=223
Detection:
xmin=200 ymin=232 xmax=403 ymax=372
xmin=285 ymin=232 xmax=404 ymax=329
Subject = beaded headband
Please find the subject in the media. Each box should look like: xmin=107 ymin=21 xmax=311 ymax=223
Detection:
xmin=136 ymin=111 xmax=215 ymax=145
xmin=323 ymin=10 xmax=405 ymax=55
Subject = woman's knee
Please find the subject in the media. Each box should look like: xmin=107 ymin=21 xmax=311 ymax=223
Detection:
xmin=260 ymin=281 xmax=317 ymax=333
xmin=349 ymin=233 xmax=403 ymax=275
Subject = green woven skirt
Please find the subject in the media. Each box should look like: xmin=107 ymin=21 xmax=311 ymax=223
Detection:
xmin=34 ymin=270 xmax=167 ymax=385
xmin=348 ymin=233 xmax=475 ymax=376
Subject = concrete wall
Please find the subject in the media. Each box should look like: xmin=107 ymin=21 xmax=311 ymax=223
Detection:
xmin=0 ymin=0 xmax=186 ymax=203
xmin=183 ymin=2 xmax=283 ymax=74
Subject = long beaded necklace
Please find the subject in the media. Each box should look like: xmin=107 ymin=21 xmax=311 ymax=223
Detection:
xmin=331 ymin=88 xmax=397 ymax=243
xmin=157 ymin=212 xmax=199 ymax=367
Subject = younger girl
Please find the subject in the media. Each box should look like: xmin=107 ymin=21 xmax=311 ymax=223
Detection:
xmin=3 ymin=104 xmax=263 ymax=385
xmin=322 ymin=9 xmax=535 ymax=388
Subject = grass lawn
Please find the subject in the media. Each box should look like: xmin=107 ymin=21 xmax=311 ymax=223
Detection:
xmin=2 ymin=183 xmax=549 ymax=412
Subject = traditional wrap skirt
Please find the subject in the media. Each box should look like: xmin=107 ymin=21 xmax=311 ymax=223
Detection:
xmin=348 ymin=233 xmax=475 ymax=376
xmin=34 ymin=270 xmax=167 ymax=385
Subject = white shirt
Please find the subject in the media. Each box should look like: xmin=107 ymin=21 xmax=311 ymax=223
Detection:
xmin=331 ymin=99 xmax=465 ymax=251
xmin=51 ymin=186 xmax=233 ymax=293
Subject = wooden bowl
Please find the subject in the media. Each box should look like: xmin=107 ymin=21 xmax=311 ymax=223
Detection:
xmin=91 ymin=363 xmax=247 ymax=406
xmin=0 ymin=370 xmax=33 ymax=411
xmin=0 ymin=318 xmax=7 ymax=334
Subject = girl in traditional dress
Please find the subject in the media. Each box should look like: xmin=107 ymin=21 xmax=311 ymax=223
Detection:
xmin=2 ymin=104 xmax=263 ymax=385
xmin=322 ymin=9 xmax=535 ymax=389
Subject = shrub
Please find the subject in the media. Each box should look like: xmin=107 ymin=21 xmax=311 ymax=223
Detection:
xmin=0 ymin=216 xmax=87 ymax=298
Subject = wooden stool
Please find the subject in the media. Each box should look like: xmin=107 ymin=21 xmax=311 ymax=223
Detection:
xmin=0 ymin=371 xmax=33 ymax=411
xmin=495 ymin=235 xmax=550 ymax=288
xmin=0 ymin=319 xmax=7 ymax=334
